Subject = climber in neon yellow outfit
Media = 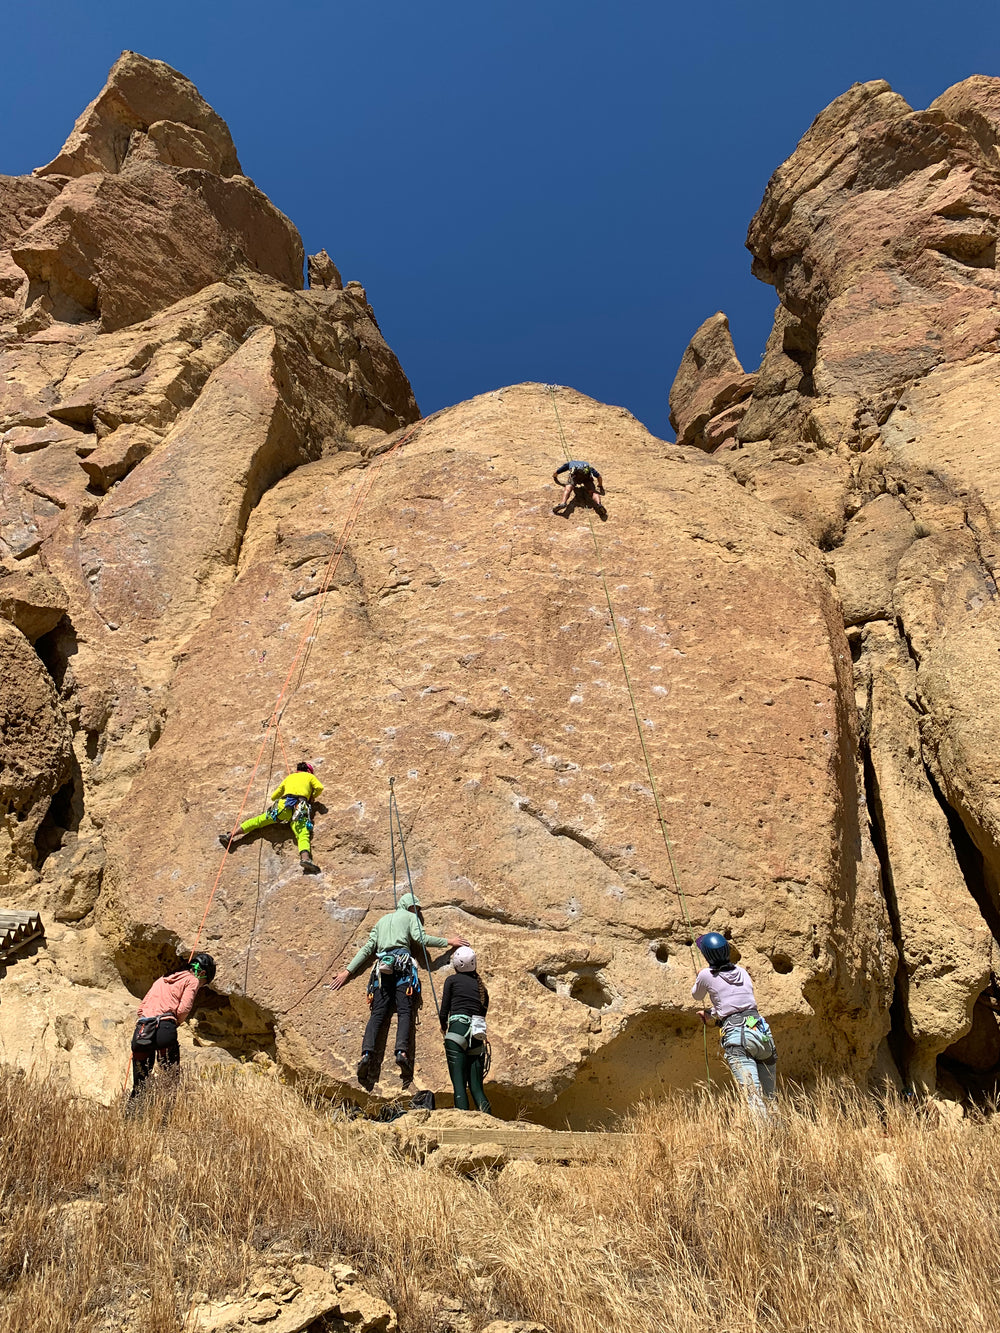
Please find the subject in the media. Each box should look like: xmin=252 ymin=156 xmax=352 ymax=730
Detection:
xmin=219 ymin=762 xmax=324 ymax=875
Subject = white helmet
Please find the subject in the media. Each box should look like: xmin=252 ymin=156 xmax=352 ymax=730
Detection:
xmin=452 ymin=946 xmax=477 ymax=972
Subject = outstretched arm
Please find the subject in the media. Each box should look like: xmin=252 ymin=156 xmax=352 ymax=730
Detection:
xmin=330 ymin=926 xmax=378 ymax=990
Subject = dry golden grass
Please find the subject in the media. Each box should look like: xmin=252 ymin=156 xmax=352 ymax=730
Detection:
xmin=3 ymin=1066 xmax=1000 ymax=1333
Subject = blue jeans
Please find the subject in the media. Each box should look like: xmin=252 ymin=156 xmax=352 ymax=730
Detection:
xmin=721 ymin=1021 xmax=777 ymax=1116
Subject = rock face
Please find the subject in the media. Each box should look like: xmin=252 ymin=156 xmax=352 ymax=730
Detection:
xmin=2 ymin=54 xmax=995 ymax=1115
xmin=671 ymin=74 xmax=1000 ymax=1091
xmin=99 ymin=382 xmax=892 ymax=1121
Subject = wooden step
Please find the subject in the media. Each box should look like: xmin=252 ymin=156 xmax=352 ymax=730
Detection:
xmin=431 ymin=1127 xmax=629 ymax=1158
xmin=0 ymin=910 xmax=44 ymax=961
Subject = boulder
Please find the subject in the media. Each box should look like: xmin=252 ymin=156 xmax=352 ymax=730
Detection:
xmin=188 ymin=1263 xmax=398 ymax=1333
xmin=480 ymin=1323 xmax=552 ymax=1333
xmin=0 ymin=940 xmax=136 ymax=1103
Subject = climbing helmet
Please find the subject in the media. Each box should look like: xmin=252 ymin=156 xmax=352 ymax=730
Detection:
xmin=191 ymin=951 xmax=217 ymax=984
xmin=695 ymin=932 xmax=731 ymax=967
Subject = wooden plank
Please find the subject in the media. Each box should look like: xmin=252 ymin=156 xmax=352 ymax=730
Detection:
xmin=0 ymin=910 xmax=44 ymax=962
xmin=432 ymin=1128 xmax=629 ymax=1156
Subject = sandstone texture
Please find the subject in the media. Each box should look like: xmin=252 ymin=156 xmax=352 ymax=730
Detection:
xmin=671 ymin=74 xmax=1000 ymax=1091
xmin=2 ymin=54 xmax=996 ymax=1116
xmin=100 ymin=381 xmax=891 ymax=1121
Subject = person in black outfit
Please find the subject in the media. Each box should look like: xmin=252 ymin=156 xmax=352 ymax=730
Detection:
xmin=440 ymin=946 xmax=491 ymax=1113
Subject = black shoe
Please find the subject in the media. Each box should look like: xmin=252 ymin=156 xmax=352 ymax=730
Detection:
xmin=395 ymin=1051 xmax=413 ymax=1083
xmin=219 ymin=832 xmax=235 ymax=848
xmin=301 ymin=858 xmax=321 ymax=875
xmin=357 ymin=1051 xmax=373 ymax=1081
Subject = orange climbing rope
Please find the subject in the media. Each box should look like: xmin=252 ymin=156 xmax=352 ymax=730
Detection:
xmin=187 ymin=419 xmax=426 ymax=958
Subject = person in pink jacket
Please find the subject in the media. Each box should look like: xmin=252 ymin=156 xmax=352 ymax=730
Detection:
xmin=129 ymin=952 xmax=216 ymax=1099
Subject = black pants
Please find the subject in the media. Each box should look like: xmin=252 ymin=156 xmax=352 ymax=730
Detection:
xmin=363 ymin=981 xmax=414 ymax=1057
xmin=130 ymin=1018 xmax=180 ymax=1096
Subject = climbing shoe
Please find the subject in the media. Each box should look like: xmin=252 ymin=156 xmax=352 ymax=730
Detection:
xmin=301 ymin=858 xmax=321 ymax=875
xmin=218 ymin=832 xmax=235 ymax=848
xmin=395 ymin=1051 xmax=414 ymax=1083
xmin=357 ymin=1051 xmax=374 ymax=1082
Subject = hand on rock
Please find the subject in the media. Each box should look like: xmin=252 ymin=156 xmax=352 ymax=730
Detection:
xmin=329 ymin=970 xmax=351 ymax=991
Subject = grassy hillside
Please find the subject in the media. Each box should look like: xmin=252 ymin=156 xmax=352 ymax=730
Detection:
xmin=2 ymin=1067 xmax=998 ymax=1332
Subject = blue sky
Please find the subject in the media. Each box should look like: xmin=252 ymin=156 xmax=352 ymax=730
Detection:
xmin=5 ymin=2 xmax=1000 ymax=437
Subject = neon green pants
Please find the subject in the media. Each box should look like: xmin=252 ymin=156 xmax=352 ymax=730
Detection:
xmin=240 ymin=805 xmax=312 ymax=854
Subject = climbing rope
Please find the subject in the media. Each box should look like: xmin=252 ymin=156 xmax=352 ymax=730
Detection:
xmin=546 ymin=386 xmax=711 ymax=1080
xmin=283 ymin=777 xmax=439 ymax=1018
xmin=242 ymin=719 xmax=284 ymax=996
xmin=188 ymin=418 xmax=427 ymax=962
xmin=389 ymin=776 xmax=442 ymax=1019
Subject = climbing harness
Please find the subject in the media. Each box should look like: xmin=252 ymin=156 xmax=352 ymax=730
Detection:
xmin=546 ymin=386 xmax=711 ymax=1082
xmin=734 ymin=1012 xmax=776 ymax=1062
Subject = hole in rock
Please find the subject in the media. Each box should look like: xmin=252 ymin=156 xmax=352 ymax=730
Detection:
xmin=938 ymin=986 xmax=1000 ymax=1103
xmin=34 ymin=756 xmax=84 ymax=865
xmin=569 ymin=971 xmax=612 ymax=1009
xmin=770 ymin=953 xmax=794 ymax=975
xmin=534 ymin=973 xmax=558 ymax=993
xmin=34 ymin=617 xmax=79 ymax=691
xmin=923 ymin=764 xmax=1000 ymax=941
xmin=652 ymin=941 xmax=671 ymax=964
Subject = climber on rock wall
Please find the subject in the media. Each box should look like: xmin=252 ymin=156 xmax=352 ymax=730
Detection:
xmin=220 ymin=761 xmax=324 ymax=874
xmin=440 ymin=945 xmax=492 ymax=1113
xmin=329 ymin=892 xmax=469 ymax=1088
xmin=692 ymin=933 xmax=777 ymax=1118
xmin=129 ymin=952 xmax=216 ymax=1101
xmin=552 ymin=459 xmax=606 ymax=517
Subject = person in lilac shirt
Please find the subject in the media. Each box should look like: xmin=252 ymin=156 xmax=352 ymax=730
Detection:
xmin=692 ymin=932 xmax=776 ymax=1116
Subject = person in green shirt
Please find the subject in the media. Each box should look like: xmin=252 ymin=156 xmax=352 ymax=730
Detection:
xmin=330 ymin=892 xmax=468 ymax=1085
xmin=219 ymin=761 xmax=324 ymax=874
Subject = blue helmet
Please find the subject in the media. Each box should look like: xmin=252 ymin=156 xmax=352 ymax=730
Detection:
xmin=696 ymin=932 xmax=730 ymax=967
